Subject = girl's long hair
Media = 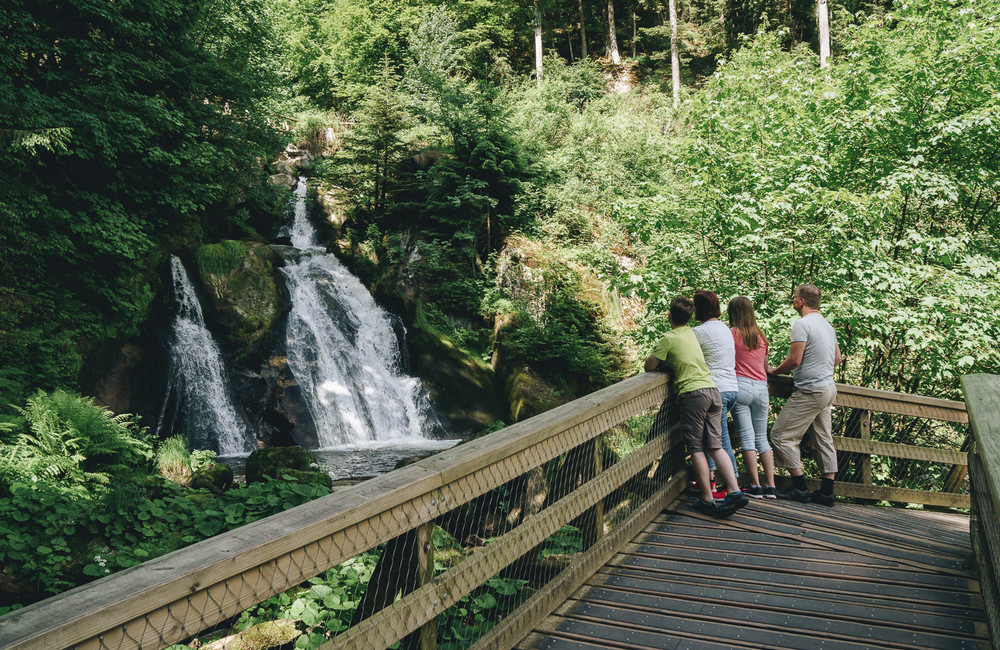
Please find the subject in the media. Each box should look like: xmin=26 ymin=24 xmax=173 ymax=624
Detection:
xmin=727 ymin=296 xmax=767 ymax=351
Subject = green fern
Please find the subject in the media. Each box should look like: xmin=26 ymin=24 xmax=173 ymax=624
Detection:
xmin=0 ymin=390 xmax=152 ymax=490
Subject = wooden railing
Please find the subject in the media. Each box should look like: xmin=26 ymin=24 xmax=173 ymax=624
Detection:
xmin=0 ymin=373 xmax=684 ymax=650
xmin=963 ymin=373 xmax=1000 ymax=645
xmin=769 ymin=375 xmax=970 ymax=508
xmin=0 ymin=373 xmax=974 ymax=649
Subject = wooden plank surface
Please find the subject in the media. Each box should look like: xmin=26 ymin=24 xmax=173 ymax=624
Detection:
xmin=520 ymin=496 xmax=987 ymax=649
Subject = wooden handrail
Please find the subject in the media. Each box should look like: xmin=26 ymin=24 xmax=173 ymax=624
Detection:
xmin=768 ymin=374 xmax=968 ymax=422
xmin=769 ymin=374 xmax=970 ymax=508
xmin=0 ymin=373 xmax=673 ymax=649
xmin=962 ymin=373 xmax=1000 ymax=647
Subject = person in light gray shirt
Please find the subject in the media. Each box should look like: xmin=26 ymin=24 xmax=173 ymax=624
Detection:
xmin=767 ymin=284 xmax=842 ymax=506
xmin=693 ymin=290 xmax=740 ymax=485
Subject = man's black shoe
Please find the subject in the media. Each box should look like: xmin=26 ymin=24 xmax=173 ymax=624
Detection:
xmin=811 ymin=490 xmax=835 ymax=507
xmin=776 ymin=486 xmax=811 ymax=502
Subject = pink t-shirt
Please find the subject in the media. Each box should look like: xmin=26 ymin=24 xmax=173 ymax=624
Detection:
xmin=731 ymin=327 xmax=768 ymax=381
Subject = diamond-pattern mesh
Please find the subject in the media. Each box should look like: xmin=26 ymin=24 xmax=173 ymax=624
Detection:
xmin=823 ymin=404 xmax=969 ymax=496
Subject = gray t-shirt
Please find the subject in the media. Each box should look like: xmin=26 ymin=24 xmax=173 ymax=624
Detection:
xmin=693 ymin=320 xmax=738 ymax=393
xmin=791 ymin=312 xmax=838 ymax=389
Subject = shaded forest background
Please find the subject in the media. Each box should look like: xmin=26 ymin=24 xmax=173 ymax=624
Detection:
xmin=2 ymin=0 xmax=999 ymax=422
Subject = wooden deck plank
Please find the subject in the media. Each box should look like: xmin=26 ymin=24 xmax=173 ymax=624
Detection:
xmin=522 ymin=496 xmax=987 ymax=649
xmin=591 ymin=569 xmax=984 ymax=619
xmin=577 ymin=579 xmax=986 ymax=636
xmin=562 ymin=595 xmax=984 ymax=648
xmin=727 ymin=502 xmax=974 ymax=557
xmin=662 ymin=501 xmax=975 ymax=573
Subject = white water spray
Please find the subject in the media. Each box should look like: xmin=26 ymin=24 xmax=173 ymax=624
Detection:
xmin=156 ymin=256 xmax=251 ymax=456
xmin=281 ymin=177 xmax=435 ymax=447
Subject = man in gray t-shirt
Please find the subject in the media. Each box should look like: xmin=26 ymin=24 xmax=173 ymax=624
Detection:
xmin=767 ymin=284 xmax=843 ymax=506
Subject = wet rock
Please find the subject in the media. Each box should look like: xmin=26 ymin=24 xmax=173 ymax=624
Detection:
xmin=190 ymin=463 xmax=235 ymax=493
xmin=245 ymin=445 xmax=329 ymax=488
xmin=193 ymin=240 xmax=287 ymax=361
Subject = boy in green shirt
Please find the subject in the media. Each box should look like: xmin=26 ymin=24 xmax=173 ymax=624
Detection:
xmin=644 ymin=296 xmax=749 ymax=517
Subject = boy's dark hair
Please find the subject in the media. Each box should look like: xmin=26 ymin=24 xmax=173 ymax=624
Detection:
xmin=693 ymin=290 xmax=721 ymax=321
xmin=669 ymin=296 xmax=695 ymax=326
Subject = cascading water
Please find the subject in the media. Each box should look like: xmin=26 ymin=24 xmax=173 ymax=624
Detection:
xmin=279 ymin=177 xmax=438 ymax=448
xmin=156 ymin=256 xmax=251 ymax=456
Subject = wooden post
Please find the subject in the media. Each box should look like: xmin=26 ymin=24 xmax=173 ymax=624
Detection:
xmin=578 ymin=436 xmax=605 ymax=548
xmin=860 ymin=409 xmax=872 ymax=485
xmin=943 ymin=427 xmax=972 ymax=493
xmin=416 ymin=523 xmax=436 ymax=650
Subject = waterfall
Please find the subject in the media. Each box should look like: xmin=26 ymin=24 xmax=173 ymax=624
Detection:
xmin=156 ymin=256 xmax=251 ymax=456
xmin=286 ymin=176 xmax=316 ymax=250
xmin=280 ymin=177 xmax=436 ymax=448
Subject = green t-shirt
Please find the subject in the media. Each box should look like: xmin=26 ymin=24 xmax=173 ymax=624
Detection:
xmin=650 ymin=325 xmax=717 ymax=395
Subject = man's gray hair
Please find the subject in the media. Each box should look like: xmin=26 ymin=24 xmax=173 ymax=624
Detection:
xmin=797 ymin=284 xmax=821 ymax=309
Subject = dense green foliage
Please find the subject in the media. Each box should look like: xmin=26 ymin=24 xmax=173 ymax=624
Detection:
xmin=0 ymin=391 xmax=329 ymax=600
xmin=0 ymin=390 xmax=152 ymax=490
xmin=0 ymin=0 xmax=285 ymax=409
xmin=621 ymin=4 xmax=1000 ymax=397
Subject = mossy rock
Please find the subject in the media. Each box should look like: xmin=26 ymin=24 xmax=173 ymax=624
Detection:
xmin=408 ymin=323 xmax=506 ymax=436
xmin=194 ymin=240 xmax=285 ymax=359
xmin=504 ymin=364 xmax=573 ymax=423
xmin=190 ymin=463 xmax=235 ymax=494
xmin=272 ymin=467 xmax=333 ymax=489
xmin=245 ymin=446 xmax=323 ymax=485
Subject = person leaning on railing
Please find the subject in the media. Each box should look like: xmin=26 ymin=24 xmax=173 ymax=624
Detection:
xmin=767 ymin=283 xmax=843 ymax=507
xmin=644 ymin=295 xmax=750 ymax=518
xmin=692 ymin=289 xmax=741 ymax=496
xmin=727 ymin=295 xmax=778 ymax=499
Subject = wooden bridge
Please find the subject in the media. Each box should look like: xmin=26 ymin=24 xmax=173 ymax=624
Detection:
xmin=2 ymin=372 xmax=998 ymax=650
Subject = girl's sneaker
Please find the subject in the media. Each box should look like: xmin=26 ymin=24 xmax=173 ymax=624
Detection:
xmin=742 ymin=485 xmax=764 ymax=499
xmin=763 ymin=486 xmax=778 ymax=499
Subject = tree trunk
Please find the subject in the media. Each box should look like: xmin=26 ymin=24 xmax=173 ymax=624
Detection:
xmin=669 ymin=0 xmax=680 ymax=108
xmin=535 ymin=0 xmax=544 ymax=84
xmin=631 ymin=11 xmax=637 ymax=58
xmin=578 ymin=0 xmax=589 ymax=58
xmin=817 ymin=0 xmax=831 ymax=68
xmin=606 ymin=0 xmax=620 ymax=64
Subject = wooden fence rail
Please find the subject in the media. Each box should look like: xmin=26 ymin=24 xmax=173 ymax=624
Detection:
xmin=0 ymin=372 xmax=975 ymax=649
xmin=963 ymin=373 xmax=1000 ymax=646
xmin=0 ymin=373 xmax=682 ymax=649
xmin=769 ymin=374 xmax=970 ymax=508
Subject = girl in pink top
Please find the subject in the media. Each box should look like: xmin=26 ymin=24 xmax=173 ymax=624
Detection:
xmin=728 ymin=296 xmax=777 ymax=498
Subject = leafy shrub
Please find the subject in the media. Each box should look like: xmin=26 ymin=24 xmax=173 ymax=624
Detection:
xmin=0 ymin=474 xmax=331 ymax=599
xmin=537 ymin=525 xmax=583 ymax=559
xmin=235 ymin=552 xmax=380 ymax=647
xmin=504 ymin=285 xmax=622 ymax=386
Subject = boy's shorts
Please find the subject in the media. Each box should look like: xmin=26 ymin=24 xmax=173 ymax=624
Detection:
xmin=679 ymin=387 xmax=723 ymax=454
